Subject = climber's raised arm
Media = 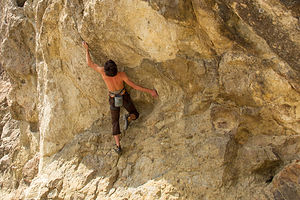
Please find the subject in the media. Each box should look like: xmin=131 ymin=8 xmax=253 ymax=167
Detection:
xmin=121 ymin=72 xmax=158 ymax=97
xmin=82 ymin=41 xmax=103 ymax=73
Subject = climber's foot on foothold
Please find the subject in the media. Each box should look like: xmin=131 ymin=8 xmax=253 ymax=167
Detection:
xmin=114 ymin=145 xmax=122 ymax=155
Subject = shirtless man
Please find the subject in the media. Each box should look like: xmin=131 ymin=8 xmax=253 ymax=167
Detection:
xmin=82 ymin=41 xmax=158 ymax=154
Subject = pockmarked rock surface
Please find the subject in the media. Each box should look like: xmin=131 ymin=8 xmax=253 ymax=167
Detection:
xmin=0 ymin=0 xmax=299 ymax=199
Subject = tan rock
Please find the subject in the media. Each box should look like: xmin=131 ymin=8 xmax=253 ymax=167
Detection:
xmin=0 ymin=0 xmax=300 ymax=200
xmin=270 ymin=160 xmax=300 ymax=199
xmin=22 ymin=154 xmax=39 ymax=184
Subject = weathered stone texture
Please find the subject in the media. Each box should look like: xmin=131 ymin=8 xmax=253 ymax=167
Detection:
xmin=0 ymin=0 xmax=299 ymax=199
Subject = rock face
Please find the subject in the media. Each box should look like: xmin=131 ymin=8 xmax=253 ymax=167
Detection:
xmin=0 ymin=0 xmax=299 ymax=199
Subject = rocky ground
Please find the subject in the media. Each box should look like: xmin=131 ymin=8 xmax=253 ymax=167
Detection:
xmin=0 ymin=0 xmax=299 ymax=199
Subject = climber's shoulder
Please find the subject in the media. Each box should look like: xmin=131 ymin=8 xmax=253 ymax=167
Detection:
xmin=119 ymin=72 xmax=129 ymax=80
xmin=119 ymin=71 xmax=126 ymax=77
xmin=94 ymin=65 xmax=104 ymax=74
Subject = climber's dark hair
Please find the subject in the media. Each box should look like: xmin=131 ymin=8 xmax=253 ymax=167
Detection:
xmin=104 ymin=60 xmax=117 ymax=77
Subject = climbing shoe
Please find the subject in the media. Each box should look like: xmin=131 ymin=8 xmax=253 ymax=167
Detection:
xmin=123 ymin=114 xmax=130 ymax=130
xmin=114 ymin=145 xmax=122 ymax=155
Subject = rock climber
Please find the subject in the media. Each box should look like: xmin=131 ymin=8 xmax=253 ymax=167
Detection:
xmin=82 ymin=41 xmax=158 ymax=154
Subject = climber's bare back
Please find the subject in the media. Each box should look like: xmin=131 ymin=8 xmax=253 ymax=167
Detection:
xmin=94 ymin=66 xmax=131 ymax=92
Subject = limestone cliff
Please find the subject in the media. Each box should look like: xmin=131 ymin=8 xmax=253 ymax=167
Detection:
xmin=0 ymin=0 xmax=300 ymax=199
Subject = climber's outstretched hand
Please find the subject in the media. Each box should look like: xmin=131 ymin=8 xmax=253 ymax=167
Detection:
xmin=82 ymin=41 xmax=89 ymax=50
xmin=151 ymin=89 xmax=159 ymax=98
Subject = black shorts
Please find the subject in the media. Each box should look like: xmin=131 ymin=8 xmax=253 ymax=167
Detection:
xmin=109 ymin=91 xmax=139 ymax=135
